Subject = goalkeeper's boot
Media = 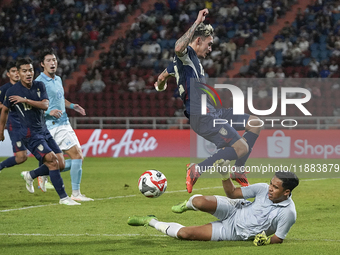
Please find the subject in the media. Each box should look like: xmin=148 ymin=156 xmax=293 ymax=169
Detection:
xmin=171 ymin=200 xmax=190 ymax=213
xmin=230 ymin=171 xmax=249 ymax=187
xmin=21 ymin=171 xmax=34 ymax=193
xmin=127 ymin=215 xmax=157 ymax=226
xmin=186 ymin=163 xmax=200 ymax=193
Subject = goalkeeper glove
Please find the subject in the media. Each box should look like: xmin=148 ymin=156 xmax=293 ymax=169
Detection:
xmin=253 ymin=231 xmax=271 ymax=246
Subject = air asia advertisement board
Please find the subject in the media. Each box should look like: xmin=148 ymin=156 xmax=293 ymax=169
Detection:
xmin=0 ymin=129 xmax=338 ymax=159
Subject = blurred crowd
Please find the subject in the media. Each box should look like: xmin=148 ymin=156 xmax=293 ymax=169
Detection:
xmin=0 ymin=0 xmax=140 ymax=82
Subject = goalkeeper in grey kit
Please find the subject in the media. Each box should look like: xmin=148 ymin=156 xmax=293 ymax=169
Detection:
xmin=128 ymin=170 xmax=299 ymax=246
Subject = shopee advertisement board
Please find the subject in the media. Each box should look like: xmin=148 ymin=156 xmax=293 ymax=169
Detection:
xmin=0 ymin=129 xmax=338 ymax=159
xmin=197 ymin=129 xmax=340 ymax=159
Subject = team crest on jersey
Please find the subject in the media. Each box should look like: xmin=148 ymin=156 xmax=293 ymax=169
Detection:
xmin=38 ymin=144 xmax=44 ymax=151
xmin=16 ymin=141 xmax=22 ymax=148
xmin=219 ymin=127 xmax=228 ymax=136
xmin=37 ymin=88 xmax=41 ymax=98
xmin=57 ymin=90 xmax=63 ymax=99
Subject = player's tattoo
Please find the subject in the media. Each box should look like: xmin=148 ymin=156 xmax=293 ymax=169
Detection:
xmin=161 ymin=68 xmax=167 ymax=76
xmin=175 ymin=22 xmax=199 ymax=55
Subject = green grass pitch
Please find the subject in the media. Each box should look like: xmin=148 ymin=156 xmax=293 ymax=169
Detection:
xmin=0 ymin=157 xmax=339 ymax=255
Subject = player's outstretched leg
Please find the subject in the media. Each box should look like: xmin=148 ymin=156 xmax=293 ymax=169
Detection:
xmin=128 ymin=215 xmax=185 ymax=239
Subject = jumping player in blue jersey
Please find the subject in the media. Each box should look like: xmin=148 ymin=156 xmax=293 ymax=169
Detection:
xmin=0 ymin=58 xmax=79 ymax=205
xmin=35 ymin=48 xmax=93 ymax=201
xmin=154 ymin=9 xmax=262 ymax=193
xmin=0 ymin=61 xmax=28 ymax=171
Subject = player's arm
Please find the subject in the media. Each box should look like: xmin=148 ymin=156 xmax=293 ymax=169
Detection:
xmin=65 ymin=99 xmax=86 ymax=116
xmin=222 ymin=178 xmax=244 ymax=199
xmin=174 ymin=8 xmax=208 ymax=57
xmin=154 ymin=69 xmax=170 ymax=91
xmin=0 ymin=106 xmax=9 ymax=141
xmin=9 ymin=96 xmax=49 ymax=111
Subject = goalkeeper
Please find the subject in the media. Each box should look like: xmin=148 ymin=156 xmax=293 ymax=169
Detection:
xmin=128 ymin=170 xmax=299 ymax=245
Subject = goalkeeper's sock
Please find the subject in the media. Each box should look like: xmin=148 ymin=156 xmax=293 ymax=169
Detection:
xmin=150 ymin=219 xmax=184 ymax=238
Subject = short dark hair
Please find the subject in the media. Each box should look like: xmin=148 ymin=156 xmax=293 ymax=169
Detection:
xmin=6 ymin=61 xmax=17 ymax=72
xmin=39 ymin=48 xmax=57 ymax=64
xmin=275 ymin=171 xmax=299 ymax=192
xmin=16 ymin=58 xmax=33 ymax=70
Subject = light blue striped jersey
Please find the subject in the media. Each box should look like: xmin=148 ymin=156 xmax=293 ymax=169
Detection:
xmin=236 ymin=183 xmax=297 ymax=240
xmin=35 ymin=73 xmax=70 ymax=129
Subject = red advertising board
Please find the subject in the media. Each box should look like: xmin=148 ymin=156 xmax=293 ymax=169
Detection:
xmin=250 ymin=130 xmax=340 ymax=159
xmin=76 ymin=129 xmax=190 ymax=157
xmin=72 ymin=129 xmax=339 ymax=159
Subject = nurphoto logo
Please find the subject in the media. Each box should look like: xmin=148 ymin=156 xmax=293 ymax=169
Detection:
xmin=201 ymin=84 xmax=312 ymax=128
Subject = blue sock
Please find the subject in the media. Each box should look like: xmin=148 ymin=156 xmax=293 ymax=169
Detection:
xmin=70 ymin=159 xmax=82 ymax=191
xmin=61 ymin=159 xmax=72 ymax=172
xmin=29 ymin=164 xmax=50 ymax=179
xmin=234 ymin=131 xmax=259 ymax=168
xmin=197 ymin=147 xmax=238 ymax=175
xmin=0 ymin=156 xmax=17 ymax=170
xmin=49 ymin=170 xmax=67 ymax=199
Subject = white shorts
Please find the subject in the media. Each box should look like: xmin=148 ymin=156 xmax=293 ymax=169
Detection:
xmin=210 ymin=196 xmax=251 ymax=241
xmin=48 ymin=124 xmax=81 ymax=151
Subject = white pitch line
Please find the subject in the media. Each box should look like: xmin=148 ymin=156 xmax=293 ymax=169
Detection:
xmin=0 ymin=233 xmax=339 ymax=242
xmin=0 ymin=233 xmax=167 ymax=237
xmin=0 ymin=178 xmax=331 ymax=213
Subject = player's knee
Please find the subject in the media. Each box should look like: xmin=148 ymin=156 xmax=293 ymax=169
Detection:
xmin=192 ymin=196 xmax=205 ymax=209
xmin=246 ymin=116 xmax=263 ymax=134
xmin=44 ymin=152 xmax=59 ymax=169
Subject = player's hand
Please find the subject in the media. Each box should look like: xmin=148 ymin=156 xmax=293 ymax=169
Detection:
xmin=253 ymin=231 xmax=271 ymax=246
xmin=196 ymin=9 xmax=208 ymax=24
xmin=9 ymin=96 xmax=26 ymax=104
xmin=49 ymin=109 xmax=63 ymax=119
xmin=73 ymin=104 xmax=86 ymax=116
xmin=154 ymin=81 xmax=167 ymax=92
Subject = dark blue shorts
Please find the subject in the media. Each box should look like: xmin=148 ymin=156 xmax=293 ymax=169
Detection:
xmin=190 ymin=108 xmax=250 ymax=148
xmin=22 ymin=130 xmax=62 ymax=163
xmin=8 ymin=129 xmax=27 ymax=153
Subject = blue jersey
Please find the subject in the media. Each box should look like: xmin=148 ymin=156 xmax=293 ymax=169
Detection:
xmin=0 ymin=82 xmax=22 ymax=131
xmin=35 ymin=73 xmax=70 ymax=130
xmin=173 ymin=46 xmax=215 ymax=116
xmin=3 ymin=81 xmax=49 ymax=136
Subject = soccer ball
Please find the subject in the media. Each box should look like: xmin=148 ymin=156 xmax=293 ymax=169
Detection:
xmin=138 ymin=170 xmax=167 ymax=198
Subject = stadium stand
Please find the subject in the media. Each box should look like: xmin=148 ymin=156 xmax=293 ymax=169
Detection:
xmin=1 ymin=0 xmax=339 ymax=124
